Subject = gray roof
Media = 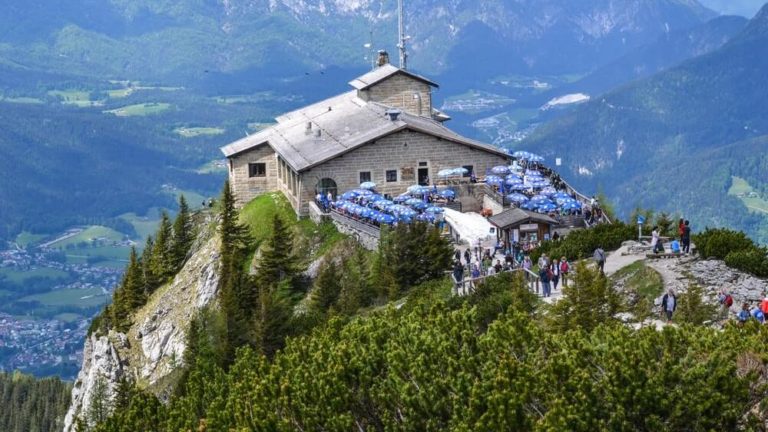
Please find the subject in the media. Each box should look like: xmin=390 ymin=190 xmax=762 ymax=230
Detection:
xmin=348 ymin=64 xmax=439 ymax=90
xmin=488 ymin=208 xmax=558 ymax=229
xmin=220 ymin=90 xmax=509 ymax=172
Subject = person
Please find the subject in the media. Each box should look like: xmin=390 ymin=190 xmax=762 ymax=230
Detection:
xmin=550 ymin=261 xmax=560 ymax=291
xmin=454 ymin=250 xmax=461 ymax=263
xmin=750 ymin=304 xmax=765 ymax=324
xmin=718 ymin=290 xmax=734 ymax=320
xmin=670 ymin=238 xmax=681 ymax=254
xmin=452 ymin=260 xmax=464 ymax=283
xmin=538 ymin=254 xmax=549 ymax=271
xmin=651 ymin=226 xmax=661 ymax=253
xmin=593 ymin=246 xmax=606 ymax=274
xmin=494 ymin=260 xmax=503 ymax=274
xmin=678 ymin=218 xmax=685 ymax=242
xmin=682 ymin=220 xmax=691 ymax=254
xmin=471 ymin=265 xmax=481 ymax=279
xmin=523 ymin=255 xmax=532 ymax=270
xmin=559 ymin=257 xmax=570 ymax=287
xmin=463 ymin=249 xmax=471 ymax=267
xmin=539 ymin=266 xmax=551 ymax=297
xmin=761 ymin=295 xmax=768 ymax=316
xmin=552 ymin=231 xmax=560 ymax=241
xmin=487 ymin=265 xmax=496 ymax=276
xmin=661 ymin=289 xmax=677 ymax=322
xmin=738 ymin=303 xmax=751 ymax=325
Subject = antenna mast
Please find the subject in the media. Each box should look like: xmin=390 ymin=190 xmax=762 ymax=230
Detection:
xmin=397 ymin=0 xmax=408 ymax=69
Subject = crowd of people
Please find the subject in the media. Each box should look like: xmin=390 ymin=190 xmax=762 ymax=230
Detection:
xmin=451 ymin=243 xmax=572 ymax=297
xmin=649 ymin=218 xmax=693 ymax=255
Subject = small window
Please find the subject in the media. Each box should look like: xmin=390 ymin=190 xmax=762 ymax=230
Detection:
xmin=462 ymin=165 xmax=473 ymax=178
xmin=249 ymin=163 xmax=266 ymax=178
xmin=419 ymin=161 xmax=428 ymax=167
xmin=385 ymin=169 xmax=397 ymax=182
xmin=359 ymin=171 xmax=372 ymax=183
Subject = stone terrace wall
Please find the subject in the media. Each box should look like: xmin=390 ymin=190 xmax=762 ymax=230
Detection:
xmin=230 ymin=144 xmax=278 ymax=206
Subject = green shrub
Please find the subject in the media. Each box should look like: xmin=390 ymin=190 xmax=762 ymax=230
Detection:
xmin=725 ymin=248 xmax=768 ymax=278
xmin=693 ymin=228 xmax=755 ymax=260
xmin=532 ymin=222 xmax=635 ymax=262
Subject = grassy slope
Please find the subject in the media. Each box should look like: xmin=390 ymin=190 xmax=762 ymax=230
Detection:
xmin=610 ymin=261 xmax=663 ymax=301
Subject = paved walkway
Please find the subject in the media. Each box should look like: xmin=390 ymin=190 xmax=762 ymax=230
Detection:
xmin=540 ymin=244 xmax=646 ymax=304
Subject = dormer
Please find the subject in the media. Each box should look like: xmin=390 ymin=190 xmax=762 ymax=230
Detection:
xmin=349 ymin=54 xmax=440 ymax=119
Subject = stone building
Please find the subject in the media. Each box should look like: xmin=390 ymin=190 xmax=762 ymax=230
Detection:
xmin=221 ymin=58 xmax=510 ymax=215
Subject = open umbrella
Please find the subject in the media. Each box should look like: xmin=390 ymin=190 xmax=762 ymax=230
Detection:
xmin=531 ymin=194 xmax=551 ymax=202
xmin=405 ymin=198 xmax=424 ymax=206
xmin=506 ymin=193 xmax=529 ymax=203
xmin=525 ymin=169 xmax=542 ymax=176
xmin=520 ymin=201 xmax=538 ymax=211
xmin=513 ymin=150 xmax=533 ymax=159
xmin=425 ymin=206 xmax=444 ymax=213
xmin=340 ymin=191 xmax=359 ymax=200
xmin=438 ymin=189 xmax=456 ymax=199
xmin=538 ymin=203 xmax=558 ymax=213
xmin=393 ymin=194 xmax=410 ymax=203
xmin=437 ymin=168 xmax=457 ymax=178
xmin=409 ymin=201 xmax=428 ymax=210
xmin=360 ymin=181 xmax=377 ymax=190
xmin=407 ymin=185 xmax=429 ymax=194
xmin=373 ymin=200 xmax=394 ymax=210
xmin=491 ymin=165 xmax=511 ymax=175
xmin=528 ymin=154 xmax=545 ymax=162
xmin=540 ymin=187 xmax=558 ymax=196
xmin=377 ymin=214 xmax=396 ymax=224
xmin=561 ymin=201 xmax=582 ymax=211
xmin=553 ymin=192 xmax=572 ymax=199
xmin=509 ymin=183 xmax=529 ymax=191
xmin=485 ymin=175 xmax=504 ymax=186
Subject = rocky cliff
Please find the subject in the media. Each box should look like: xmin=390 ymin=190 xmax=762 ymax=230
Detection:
xmin=63 ymin=214 xmax=221 ymax=431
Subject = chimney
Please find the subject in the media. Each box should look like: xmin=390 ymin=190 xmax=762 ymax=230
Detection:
xmin=305 ymin=122 xmax=312 ymax=135
xmin=314 ymin=128 xmax=322 ymax=138
xmin=385 ymin=109 xmax=402 ymax=121
xmin=377 ymin=50 xmax=390 ymax=67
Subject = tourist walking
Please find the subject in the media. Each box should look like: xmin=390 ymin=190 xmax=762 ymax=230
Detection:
xmin=751 ymin=304 xmax=765 ymax=324
xmin=559 ymin=257 xmax=570 ymax=287
xmin=522 ymin=255 xmax=532 ymax=271
xmin=539 ymin=266 xmax=551 ymax=297
xmin=593 ymin=246 xmax=606 ymax=274
xmin=718 ymin=290 xmax=734 ymax=320
xmin=538 ymin=253 xmax=550 ymax=271
xmin=661 ymin=289 xmax=677 ymax=322
xmin=550 ymin=261 xmax=560 ymax=291
xmin=738 ymin=303 xmax=751 ymax=325
xmin=463 ymin=249 xmax=471 ymax=267
xmin=682 ymin=220 xmax=691 ymax=254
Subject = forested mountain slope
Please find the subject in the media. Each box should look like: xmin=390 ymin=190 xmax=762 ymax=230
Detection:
xmin=523 ymin=4 xmax=768 ymax=242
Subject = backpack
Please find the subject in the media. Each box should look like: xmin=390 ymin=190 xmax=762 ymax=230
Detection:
xmin=724 ymin=295 xmax=734 ymax=308
xmin=560 ymin=261 xmax=569 ymax=273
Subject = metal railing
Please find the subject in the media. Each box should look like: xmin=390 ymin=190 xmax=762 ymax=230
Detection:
xmin=452 ymin=267 xmax=541 ymax=296
xmin=328 ymin=210 xmax=382 ymax=239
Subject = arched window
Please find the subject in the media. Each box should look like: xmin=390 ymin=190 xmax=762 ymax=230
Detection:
xmin=316 ymin=178 xmax=338 ymax=199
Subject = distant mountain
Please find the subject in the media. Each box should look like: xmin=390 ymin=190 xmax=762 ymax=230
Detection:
xmin=699 ymin=0 xmax=766 ymax=17
xmin=0 ymin=0 xmax=717 ymax=84
xmin=547 ymin=14 xmax=747 ymax=99
xmin=522 ymin=4 xmax=768 ymax=241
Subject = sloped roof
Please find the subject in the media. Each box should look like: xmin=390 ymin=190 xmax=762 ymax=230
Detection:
xmin=348 ymin=64 xmax=439 ymax=90
xmin=221 ymin=91 xmax=509 ymax=172
xmin=488 ymin=208 xmax=558 ymax=229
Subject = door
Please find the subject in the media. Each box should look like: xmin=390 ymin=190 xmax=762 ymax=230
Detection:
xmin=418 ymin=167 xmax=429 ymax=185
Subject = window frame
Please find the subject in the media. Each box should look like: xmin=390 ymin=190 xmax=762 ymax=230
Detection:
xmin=248 ymin=162 xmax=267 ymax=178
xmin=385 ymin=169 xmax=398 ymax=183
xmin=359 ymin=171 xmax=372 ymax=183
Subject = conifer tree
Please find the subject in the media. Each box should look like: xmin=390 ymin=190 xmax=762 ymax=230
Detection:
xmin=172 ymin=195 xmax=194 ymax=271
xmin=252 ymin=283 xmax=293 ymax=358
xmin=312 ymin=260 xmax=341 ymax=312
xmin=217 ymin=181 xmax=253 ymax=364
xmin=122 ymin=247 xmax=146 ymax=311
xmin=141 ymin=236 xmax=160 ymax=295
xmin=151 ymin=212 xmax=174 ymax=281
xmin=256 ymin=215 xmax=299 ymax=291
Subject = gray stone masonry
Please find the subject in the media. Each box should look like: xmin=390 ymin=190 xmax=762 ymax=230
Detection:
xmin=360 ymin=74 xmax=432 ymax=117
xmin=230 ymin=144 xmax=278 ymax=206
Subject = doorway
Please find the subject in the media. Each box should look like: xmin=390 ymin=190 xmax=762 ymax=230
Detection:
xmin=418 ymin=167 xmax=429 ymax=185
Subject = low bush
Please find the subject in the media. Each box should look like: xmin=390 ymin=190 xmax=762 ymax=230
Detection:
xmin=693 ymin=228 xmax=755 ymax=260
xmin=725 ymin=248 xmax=768 ymax=278
xmin=532 ymin=222 xmax=635 ymax=262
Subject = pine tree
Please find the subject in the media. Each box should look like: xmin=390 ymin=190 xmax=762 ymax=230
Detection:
xmin=87 ymin=375 xmax=112 ymax=428
xmin=122 ymin=247 xmax=146 ymax=311
xmin=150 ymin=212 xmax=174 ymax=282
xmin=312 ymin=260 xmax=341 ymax=312
xmin=217 ymin=181 xmax=253 ymax=365
xmin=141 ymin=236 xmax=160 ymax=295
xmin=256 ymin=215 xmax=298 ymax=291
xmin=172 ymin=195 xmax=194 ymax=271
xmin=252 ymin=283 xmax=294 ymax=358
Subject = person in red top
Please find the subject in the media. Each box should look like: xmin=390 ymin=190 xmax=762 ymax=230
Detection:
xmin=678 ymin=218 xmax=685 ymax=239
xmin=761 ymin=295 xmax=768 ymax=315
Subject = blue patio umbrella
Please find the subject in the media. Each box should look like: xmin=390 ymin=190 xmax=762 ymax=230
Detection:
xmin=438 ymin=189 xmax=456 ymax=199
xmin=540 ymin=186 xmax=558 ymax=196
xmin=393 ymin=194 xmax=410 ymax=203
xmin=525 ymin=169 xmax=542 ymax=176
xmin=409 ymin=201 xmax=428 ymax=210
xmin=340 ymin=191 xmax=359 ymax=200
xmin=520 ymin=201 xmax=538 ymax=211
xmin=351 ymin=188 xmax=374 ymax=196
xmin=513 ymin=150 xmax=533 ymax=159
xmin=538 ymin=203 xmax=558 ymax=212
xmin=491 ymin=165 xmax=511 ymax=175
xmin=437 ymin=168 xmax=456 ymax=177
xmin=425 ymin=206 xmax=444 ymax=213
xmin=506 ymin=193 xmax=529 ymax=203
xmin=553 ymin=192 xmax=572 ymax=200
xmin=531 ymin=194 xmax=550 ymax=202
xmin=373 ymin=200 xmax=394 ymax=210
xmin=377 ymin=214 xmax=396 ymax=224
xmin=333 ymin=199 xmax=346 ymax=208
xmin=405 ymin=198 xmax=424 ymax=206
xmin=407 ymin=185 xmax=429 ymax=194
xmin=505 ymin=178 xmax=523 ymax=186
xmin=561 ymin=201 xmax=582 ymax=211
xmin=369 ymin=194 xmax=387 ymax=202
xmin=529 ymin=154 xmax=545 ymax=162
xmin=509 ymin=183 xmax=529 ymax=191
xmin=485 ymin=175 xmax=504 ymax=186
xmin=360 ymin=181 xmax=377 ymax=190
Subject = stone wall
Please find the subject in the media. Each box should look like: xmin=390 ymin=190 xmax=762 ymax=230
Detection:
xmin=329 ymin=212 xmax=380 ymax=250
xmin=360 ymin=74 xmax=432 ymax=117
xmin=229 ymin=144 xmax=278 ymax=206
xmin=298 ymin=129 xmax=509 ymax=214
